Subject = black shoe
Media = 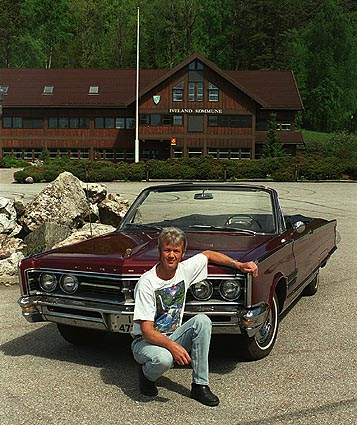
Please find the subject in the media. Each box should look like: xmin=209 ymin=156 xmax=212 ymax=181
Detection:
xmin=138 ymin=366 xmax=158 ymax=396
xmin=191 ymin=383 xmax=219 ymax=406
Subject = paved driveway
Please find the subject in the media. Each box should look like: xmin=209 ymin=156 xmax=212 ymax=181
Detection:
xmin=0 ymin=173 xmax=356 ymax=424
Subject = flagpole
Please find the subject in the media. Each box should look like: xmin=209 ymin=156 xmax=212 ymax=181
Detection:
xmin=134 ymin=6 xmax=140 ymax=163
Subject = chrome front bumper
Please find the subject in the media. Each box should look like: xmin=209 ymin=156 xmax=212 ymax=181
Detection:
xmin=18 ymin=295 xmax=268 ymax=337
xmin=18 ymin=295 xmax=134 ymax=332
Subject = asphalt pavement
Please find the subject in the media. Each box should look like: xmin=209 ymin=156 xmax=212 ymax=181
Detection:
xmin=0 ymin=169 xmax=356 ymax=424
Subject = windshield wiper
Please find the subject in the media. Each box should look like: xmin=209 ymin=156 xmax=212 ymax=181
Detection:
xmin=188 ymin=224 xmax=256 ymax=235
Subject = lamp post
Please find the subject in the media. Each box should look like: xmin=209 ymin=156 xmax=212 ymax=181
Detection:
xmin=134 ymin=7 xmax=140 ymax=163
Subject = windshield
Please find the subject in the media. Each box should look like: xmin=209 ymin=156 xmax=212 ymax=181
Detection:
xmin=120 ymin=186 xmax=276 ymax=234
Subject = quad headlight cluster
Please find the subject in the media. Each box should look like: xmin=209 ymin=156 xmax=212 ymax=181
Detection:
xmin=190 ymin=279 xmax=243 ymax=301
xmin=39 ymin=273 xmax=79 ymax=294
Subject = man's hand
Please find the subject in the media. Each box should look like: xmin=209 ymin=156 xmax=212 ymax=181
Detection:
xmin=168 ymin=341 xmax=191 ymax=365
xmin=238 ymin=261 xmax=259 ymax=277
xmin=139 ymin=320 xmax=191 ymax=365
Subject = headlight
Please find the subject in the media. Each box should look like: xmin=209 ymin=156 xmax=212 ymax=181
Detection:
xmin=191 ymin=280 xmax=213 ymax=301
xmin=60 ymin=274 xmax=79 ymax=294
xmin=39 ymin=273 xmax=57 ymax=292
xmin=219 ymin=279 xmax=241 ymax=300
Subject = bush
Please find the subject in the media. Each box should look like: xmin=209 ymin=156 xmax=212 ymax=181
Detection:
xmin=1 ymin=155 xmax=28 ymax=168
xmin=13 ymin=169 xmax=30 ymax=183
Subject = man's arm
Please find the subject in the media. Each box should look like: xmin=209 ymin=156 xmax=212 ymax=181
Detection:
xmin=202 ymin=250 xmax=259 ymax=277
xmin=139 ymin=320 xmax=191 ymax=366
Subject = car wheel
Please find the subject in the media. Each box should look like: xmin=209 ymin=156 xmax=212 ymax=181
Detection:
xmin=57 ymin=324 xmax=108 ymax=345
xmin=240 ymin=294 xmax=279 ymax=361
xmin=302 ymin=272 xmax=319 ymax=296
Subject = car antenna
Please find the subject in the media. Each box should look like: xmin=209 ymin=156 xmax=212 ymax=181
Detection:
xmin=85 ymin=165 xmax=93 ymax=238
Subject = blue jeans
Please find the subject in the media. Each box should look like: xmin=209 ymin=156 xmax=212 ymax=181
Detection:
xmin=131 ymin=314 xmax=212 ymax=385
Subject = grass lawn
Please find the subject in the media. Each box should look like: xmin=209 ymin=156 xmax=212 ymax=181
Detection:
xmin=301 ymin=129 xmax=331 ymax=142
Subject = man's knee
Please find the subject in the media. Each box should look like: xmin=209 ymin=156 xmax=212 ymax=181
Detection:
xmin=151 ymin=349 xmax=173 ymax=371
xmin=193 ymin=313 xmax=212 ymax=331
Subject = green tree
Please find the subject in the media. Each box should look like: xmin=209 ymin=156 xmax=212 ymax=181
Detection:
xmin=14 ymin=0 xmax=71 ymax=68
xmin=0 ymin=0 xmax=23 ymax=67
xmin=303 ymin=0 xmax=357 ymax=131
xmin=262 ymin=113 xmax=287 ymax=158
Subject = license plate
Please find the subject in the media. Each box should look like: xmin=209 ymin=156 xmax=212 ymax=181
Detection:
xmin=111 ymin=314 xmax=133 ymax=333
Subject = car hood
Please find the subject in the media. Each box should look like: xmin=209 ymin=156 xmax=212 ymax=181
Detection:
xmin=25 ymin=230 xmax=276 ymax=273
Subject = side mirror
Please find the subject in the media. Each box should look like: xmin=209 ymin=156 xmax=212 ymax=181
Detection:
xmin=292 ymin=221 xmax=306 ymax=234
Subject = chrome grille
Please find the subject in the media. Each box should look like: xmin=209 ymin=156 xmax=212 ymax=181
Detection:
xmin=25 ymin=268 xmax=138 ymax=303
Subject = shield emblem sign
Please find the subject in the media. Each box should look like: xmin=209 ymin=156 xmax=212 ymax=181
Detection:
xmin=153 ymin=95 xmax=160 ymax=105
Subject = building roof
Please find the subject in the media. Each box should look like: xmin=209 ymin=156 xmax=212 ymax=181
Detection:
xmin=0 ymin=53 xmax=303 ymax=110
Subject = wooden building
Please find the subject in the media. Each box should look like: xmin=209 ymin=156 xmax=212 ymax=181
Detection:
xmin=0 ymin=53 xmax=304 ymax=162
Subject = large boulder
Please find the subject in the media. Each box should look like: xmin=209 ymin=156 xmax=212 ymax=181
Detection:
xmin=20 ymin=172 xmax=90 ymax=233
xmin=52 ymin=223 xmax=116 ymax=249
xmin=0 ymin=235 xmax=25 ymax=285
xmin=98 ymin=194 xmax=130 ymax=227
xmin=81 ymin=182 xmax=107 ymax=204
xmin=0 ymin=197 xmax=22 ymax=237
xmin=24 ymin=222 xmax=72 ymax=252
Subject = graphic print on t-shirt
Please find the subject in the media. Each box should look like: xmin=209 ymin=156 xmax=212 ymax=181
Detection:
xmin=154 ymin=281 xmax=185 ymax=334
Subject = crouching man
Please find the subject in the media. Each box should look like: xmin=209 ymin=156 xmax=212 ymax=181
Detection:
xmin=131 ymin=227 xmax=258 ymax=406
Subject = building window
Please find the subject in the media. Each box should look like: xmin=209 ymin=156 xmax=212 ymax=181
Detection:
xmin=278 ymin=122 xmax=291 ymax=131
xmin=140 ymin=114 xmax=183 ymax=127
xmin=208 ymin=115 xmax=252 ymax=128
xmin=150 ymin=114 xmax=161 ymax=126
xmin=79 ymin=149 xmax=90 ymax=159
xmin=173 ymin=115 xmax=183 ymax=126
xmin=173 ymin=147 xmax=183 ymax=158
xmin=70 ymin=149 xmax=79 ymax=159
xmin=2 ymin=117 xmax=12 ymax=128
xmin=188 ymin=82 xmax=195 ymax=101
xmin=230 ymin=149 xmax=240 ymax=159
xmin=2 ymin=117 xmax=25 ymax=128
xmin=116 ymin=118 xmax=125 ymax=128
xmin=188 ymin=115 xmax=204 ymax=132
xmin=43 ymin=86 xmax=54 ymax=94
xmin=7 ymin=118 xmax=44 ymax=128
xmin=89 ymin=86 xmax=99 ymax=94
xmin=208 ymin=83 xmax=219 ymax=102
xmin=140 ymin=115 xmax=149 ymax=126
xmin=126 ymin=118 xmax=135 ymax=129
xmin=189 ymin=60 xmax=203 ymax=71
xmin=256 ymin=120 xmax=269 ymax=131
xmin=207 ymin=148 xmax=218 ymax=159
xmin=218 ymin=150 xmax=230 ymax=159
xmin=13 ymin=117 xmax=22 ymax=128
xmin=24 ymin=149 xmax=33 ymax=160
xmin=188 ymin=82 xmax=203 ymax=101
xmin=0 ymin=85 xmax=9 ymax=95
xmin=95 ymin=117 xmax=115 ymax=128
xmin=59 ymin=117 xmax=69 ymax=128
xmin=79 ymin=118 xmax=90 ymax=128
xmin=173 ymin=82 xmax=184 ymax=102
xmin=241 ymin=148 xmax=251 ymax=159
xmin=188 ymin=147 xmax=202 ymax=157
xmin=117 ymin=117 xmax=135 ymax=128
xmin=49 ymin=117 xmax=89 ymax=128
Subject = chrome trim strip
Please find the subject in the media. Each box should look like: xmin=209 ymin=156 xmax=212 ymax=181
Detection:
xmin=246 ymin=273 xmax=253 ymax=307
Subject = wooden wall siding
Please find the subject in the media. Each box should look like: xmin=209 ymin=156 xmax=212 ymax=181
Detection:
xmin=256 ymin=111 xmax=296 ymax=120
xmin=184 ymin=138 xmax=252 ymax=148
xmin=139 ymin=65 xmax=254 ymax=114
xmin=139 ymin=126 xmax=185 ymax=135
xmin=207 ymin=127 xmax=252 ymax=136
xmin=46 ymin=129 xmax=92 ymax=137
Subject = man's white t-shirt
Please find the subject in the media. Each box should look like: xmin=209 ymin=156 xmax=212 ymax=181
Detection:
xmin=132 ymin=253 xmax=208 ymax=336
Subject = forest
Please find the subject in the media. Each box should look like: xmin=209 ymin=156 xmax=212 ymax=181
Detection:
xmin=0 ymin=0 xmax=356 ymax=133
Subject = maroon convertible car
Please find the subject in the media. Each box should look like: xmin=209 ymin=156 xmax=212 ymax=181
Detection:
xmin=18 ymin=183 xmax=337 ymax=360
